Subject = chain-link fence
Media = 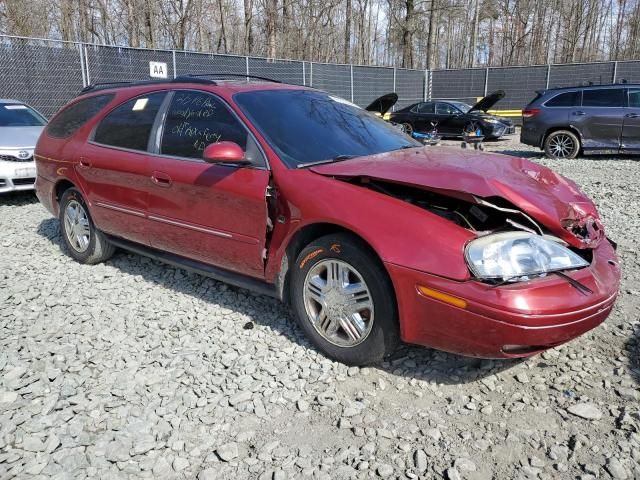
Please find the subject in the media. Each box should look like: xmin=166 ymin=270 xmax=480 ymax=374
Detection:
xmin=430 ymin=61 xmax=640 ymax=110
xmin=2 ymin=35 xmax=639 ymax=119
xmin=0 ymin=35 xmax=424 ymax=118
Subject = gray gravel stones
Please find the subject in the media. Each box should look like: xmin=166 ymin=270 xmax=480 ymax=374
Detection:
xmin=567 ymin=403 xmax=603 ymax=420
xmin=216 ymin=442 xmax=239 ymax=461
xmin=606 ymin=457 xmax=629 ymax=480
xmin=414 ymin=449 xmax=428 ymax=472
xmin=1 ymin=136 xmax=640 ymax=478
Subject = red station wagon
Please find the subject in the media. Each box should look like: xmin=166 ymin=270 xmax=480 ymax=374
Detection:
xmin=34 ymin=76 xmax=621 ymax=365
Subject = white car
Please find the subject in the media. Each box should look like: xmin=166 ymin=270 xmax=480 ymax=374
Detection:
xmin=0 ymin=99 xmax=47 ymax=193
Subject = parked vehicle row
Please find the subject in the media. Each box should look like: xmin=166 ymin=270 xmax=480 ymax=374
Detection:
xmin=31 ymin=76 xmax=620 ymax=365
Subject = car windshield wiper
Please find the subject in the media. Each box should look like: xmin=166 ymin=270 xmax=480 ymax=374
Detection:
xmin=296 ymin=154 xmax=358 ymax=169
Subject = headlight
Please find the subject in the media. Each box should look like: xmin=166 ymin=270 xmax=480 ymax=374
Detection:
xmin=465 ymin=232 xmax=589 ymax=281
xmin=484 ymin=118 xmax=501 ymax=125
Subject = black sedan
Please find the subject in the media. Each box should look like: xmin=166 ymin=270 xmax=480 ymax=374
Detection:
xmin=388 ymin=90 xmax=515 ymax=140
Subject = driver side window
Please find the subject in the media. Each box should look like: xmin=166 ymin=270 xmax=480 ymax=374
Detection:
xmin=436 ymin=103 xmax=457 ymax=115
xmin=160 ymin=90 xmax=264 ymax=166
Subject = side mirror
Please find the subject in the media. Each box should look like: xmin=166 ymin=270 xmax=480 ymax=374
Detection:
xmin=203 ymin=141 xmax=250 ymax=166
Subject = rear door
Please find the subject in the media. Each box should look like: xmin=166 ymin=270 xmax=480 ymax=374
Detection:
xmin=571 ymin=88 xmax=625 ymax=151
xmin=622 ymin=88 xmax=640 ymax=152
xmin=412 ymin=102 xmax=436 ymax=132
xmin=81 ymin=91 xmax=167 ymax=245
xmin=146 ymin=89 xmax=270 ymax=278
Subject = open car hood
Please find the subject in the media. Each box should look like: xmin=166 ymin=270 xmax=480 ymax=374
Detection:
xmin=365 ymin=93 xmax=398 ymax=115
xmin=310 ymin=147 xmax=604 ymax=249
xmin=469 ymin=90 xmax=505 ymax=112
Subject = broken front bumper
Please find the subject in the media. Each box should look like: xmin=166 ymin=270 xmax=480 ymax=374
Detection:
xmin=386 ymin=239 xmax=620 ymax=358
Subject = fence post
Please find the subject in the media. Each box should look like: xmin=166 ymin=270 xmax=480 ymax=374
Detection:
xmin=392 ymin=68 xmax=396 ymax=112
xmin=612 ymin=61 xmax=618 ymax=83
xmin=309 ymin=62 xmax=313 ymax=87
xmin=424 ymin=69 xmax=428 ymax=101
xmin=350 ymin=64 xmax=354 ymax=103
xmin=484 ymin=67 xmax=489 ymax=96
xmin=245 ymin=56 xmax=249 ymax=81
xmin=545 ymin=64 xmax=551 ymax=89
xmin=84 ymin=45 xmax=91 ymax=85
xmin=172 ymin=50 xmax=177 ymax=78
xmin=302 ymin=62 xmax=306 ymax=86
xmin=78 ymin=44 xmax=87 ymax=87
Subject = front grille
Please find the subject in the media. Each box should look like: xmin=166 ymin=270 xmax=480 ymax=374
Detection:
xmin=0 ymin=154 xmax=33 ymax=163
xmin=12 ymin=177 xmax=35 ymax=186
xmin=0 ymin=179 xmax=6 ymax=187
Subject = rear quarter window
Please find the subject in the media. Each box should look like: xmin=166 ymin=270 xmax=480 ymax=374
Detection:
xmin=545 ymin=91 xmax=580 ymax=107
xmin=46 ymin=94 xmax=114 ymax=139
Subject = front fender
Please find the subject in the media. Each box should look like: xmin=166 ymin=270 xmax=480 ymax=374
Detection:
xmin=266 ymin=169 xmax=474 ymax=283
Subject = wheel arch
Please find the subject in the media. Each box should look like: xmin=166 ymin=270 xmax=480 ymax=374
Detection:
xmin=541 ymin=125 xmax=583 ymax=149
xmin=51 ymin=178 xmax=78 ymax=216
xmin=278 ymin=222 xmax=391 ymax=305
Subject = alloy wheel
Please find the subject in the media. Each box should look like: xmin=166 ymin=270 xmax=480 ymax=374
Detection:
xmin=64 ymin=200 xmax=91 ymax=253
xmin=548 ymin=134 xmax=576 ymax=158
xmin=303 ymin=259 xmax=375 ymax=347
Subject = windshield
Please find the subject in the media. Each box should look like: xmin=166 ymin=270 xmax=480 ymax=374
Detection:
xmin=234 ymin=89 xmax=419 ymax=168
xmin=0 ymin=104 xmax=46 ymax=127
xmin=448 ymin=101 xmax=472 ymax=113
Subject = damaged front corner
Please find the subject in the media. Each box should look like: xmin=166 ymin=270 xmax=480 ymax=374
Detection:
xmin=561 ymin=202 xmax=605 ymax=247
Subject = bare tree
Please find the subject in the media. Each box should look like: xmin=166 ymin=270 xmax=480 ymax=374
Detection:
xmin=1 ymin=0 xmax=637 ymax=69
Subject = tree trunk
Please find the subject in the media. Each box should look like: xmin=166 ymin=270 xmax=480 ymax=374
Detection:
xmin=401 ymin=0 xmax=414 ymax=68
xmin=343 ymin=0 xmax=352 ymax=63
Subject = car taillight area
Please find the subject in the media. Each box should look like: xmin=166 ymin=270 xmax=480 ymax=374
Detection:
xmin=522 ymin=108 xmax=540 ymax=118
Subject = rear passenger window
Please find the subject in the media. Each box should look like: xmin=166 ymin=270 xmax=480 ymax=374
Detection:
xmin=93 ymin=92 xmax=166 ymax=151
xmin=160 ymin=91 xmax=248 ymax=160
xmin=417 ymin=103 xmax=434 ymax=114
xmin=629 ymin=89 xmax=640 ymax=108
xmin=582 ymin=89 xmax=624 ymax=107
xmin=545 ymin=91 xmax=579 ymax=107
xmin=47 ymin=94 xmax=113 ymax=139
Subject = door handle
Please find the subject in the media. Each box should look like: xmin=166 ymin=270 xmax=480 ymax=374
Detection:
xmin=151 ymin=171 xmax=172 ymax=187
xmin=78 ymin=157 xmax=92 ymax=168
xmin=625 ymin=113 xmax=640 ymax=118
xmin=572 ymin=111 xmax=586 ymax=116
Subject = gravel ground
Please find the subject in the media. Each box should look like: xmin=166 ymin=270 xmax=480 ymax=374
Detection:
xmin=1 ymin=134 xmax=639 ymax=480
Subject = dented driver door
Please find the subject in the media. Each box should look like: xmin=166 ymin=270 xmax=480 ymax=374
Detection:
xmin=145 ymin=90 xmax=270 ymax=279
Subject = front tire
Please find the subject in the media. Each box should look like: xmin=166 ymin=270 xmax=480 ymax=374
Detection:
xmin=59 ymin=188 xmax=115 ymax=264
xmin=290 ymin=234 xmax=399 ymax=365
xmin=544 ymin=130 xmax=580 ymax=159
xmin=401 ymin=123 xmax=414 ymax=136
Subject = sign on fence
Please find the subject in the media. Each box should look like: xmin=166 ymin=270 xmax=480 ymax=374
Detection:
xmin=149 ymin=61 xmax=168 ymax=79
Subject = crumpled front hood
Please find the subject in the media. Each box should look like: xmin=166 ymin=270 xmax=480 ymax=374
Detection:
xmin=310 ymin=146 xmax=603 ymax=249
xmin=0 ymin=126 xmax=44 ymax=148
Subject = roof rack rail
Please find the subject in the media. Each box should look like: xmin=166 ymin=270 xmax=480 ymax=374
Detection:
xmin=176 ymin=73 xmax=282 ymax=83
xmin=78 ymin=72 xmax=281 ymax=95
xmin=79 ymin=77 xmax=214 ymax=95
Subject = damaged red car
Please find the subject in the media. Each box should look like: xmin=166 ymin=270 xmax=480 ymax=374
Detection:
xmin=34 ymin=77 xmax=621 ymax=365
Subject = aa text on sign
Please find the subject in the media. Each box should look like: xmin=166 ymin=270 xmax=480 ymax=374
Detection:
xmin=149 ymin=62 xmax=168 ymax=79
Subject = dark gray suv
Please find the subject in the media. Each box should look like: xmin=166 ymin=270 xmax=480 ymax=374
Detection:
xmin=521 ymin=84 xmax=640 ymax=158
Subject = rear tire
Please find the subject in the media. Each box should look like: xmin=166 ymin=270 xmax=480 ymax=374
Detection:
xmin=401 ymin=123 xmax=414 ymax=136
xmin=59 ymin=188 xmax=115 ymax=264
xmin=290 ymin=233 xmax=399 ymax=365
xmin=544 ymin=130 xmax=580 ymax=159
